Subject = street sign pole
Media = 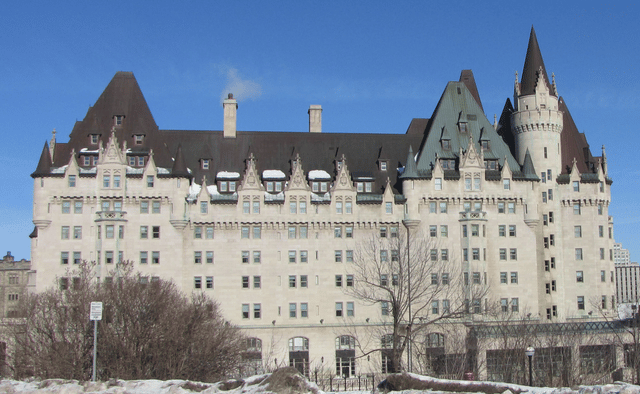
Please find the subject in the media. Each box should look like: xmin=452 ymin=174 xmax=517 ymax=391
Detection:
xmin=90 ymin=302 xmax=103 ymax=382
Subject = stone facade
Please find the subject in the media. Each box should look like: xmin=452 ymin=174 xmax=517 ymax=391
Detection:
xmin=30 ymin=28 xmax=618 ymax=381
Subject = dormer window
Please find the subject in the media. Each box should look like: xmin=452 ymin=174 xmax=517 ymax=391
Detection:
xmin=380 ymin=161 xmax=387 ymax=171
xmin=484 ymin=160 xmax=497 ymax=170
xmin=459 ymin=122 xmax=468 ymax=133
xmin=219 ymin=182 xmax=227 ymax=192
xmin=442 ymin=140 xmax=451 ymax=150
xmin=138 ymin=156 xmax=145 ymax=167
xmin=114 ymin=115 xmax=124 ymax=126
xmin=202 ymin=159 xmax=210 ymax=170
xmin=91 ymin=134 xmax=99 ymax=144
xmin=441 ymin=159 xmax=455 ymax=170
xmin=337 ymin=161 xmax=343 ymax=171
xmin=128 ymin=157 xmax=135 ymax=166
xmin=83 ymin=156 xmax=91 ymax=166
xmin=481 ymin=140 xmax=489 ymax=150
xmin=355 ymin=182 xmax=372 ymax=193
xmin=134 ymin=135 xmax=144 ymax=145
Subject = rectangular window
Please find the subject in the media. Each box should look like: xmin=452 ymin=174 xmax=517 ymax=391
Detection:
xmin=336 ymin=202 xmax=342 ymax=214
xmin=62 ymin=201 xmax=71 ymax=214
xmin=288 ymin=226 xmax=296 ymax=239
xmin=498 ymin=202 xmax=505 ymax=213
xmin=511 ymin=298 xmax=519 ymax=312
xmin=194 ymin=251 xmax=202 ymax=264
xmin=500 ymin=272 xmax=507 ymax=284
xmin=72 ymin=201 xmax=83 ymax=214
xmin=147 ymin=175 xmax=154 ymax=187
xmin=206 ymin=251 xmax=214 ymax=264
xmin=473 ymin=272 xmax=481 ymax=284
xmin=385 ymin=202 xmax=393 ymax=214
xmin=335 ymin=250 xmax=342 ymax=263
xmin=429 ymin=202 xmax=437 ymax=213
xmin=391 ymin=227 xmax=398 ymax=237
xmin=253 ymin=304 xmax=261 ymax=319
xmin=440 ymin=225 xmax=448 ymax=237
xmin=300 ymin=275 xmax=308 ymax=288
xmin=140 ymin=251 xmax=148 ymax=264
xmin=347 ymin=302 xmax=354 ymax=317
xmin=103 ymin=175 xmax=110 ymax=188
xmin=509 ymin=225 xmax=516 ymax=237
xmin=345 ymin=201 xmax=352 ymax=214
xmin=253 ymin=226 xmax=261 ymax=239
xmin=242 ymin=304 xmax=249 ymax=319
xmin=345 ymin=226 xmax=353 ymax=238
xmin=380 ymin=250 xmax=388 ymax=262
xmin=194 ymin=226 xmax=202 ymax=239
xmin=301 ymin=303 xmax=308 ymax=318
xmin=243 ymin=201 xmax=250 ymax=213
xmin=61 ymin=226 xmax=70 ymax=239
xmin=152 ymin=201 xmax=161 ymax=214
xmin=498 ymin=225 xmax=505 ymax=237
xmin=61 ymin=252 xmax=69 ymax=265
xmin=105 ymin=251 xmax=113 ymax=264
xmin=346 ymin=274 xmax=354 ymax=287
xmin=576 ymin=248 xmax=583 ymax=260
xmin=253 ymin=201 xmax=260 ymax=214
xmin=439 ymin=202 xmax=447 ymax=213
xmin=194 ymin=277 xmax=202 ymax=289
xmin=380 ymin=226 xmax=387 ymax=238
xmin=242 ymin=251 xmax=249 ymax=263
xmin=430 ymin=225 xmax=437 ymax=237
xmin=140 ymin=201 xmax=149 ymax=214
xmin=503 ymin=179 xmax=510 ymax=190
xmin=511 ymin=272 xmax=518 ymax=284
xmin=300 ymin=201 xmax=307 ymax=214
xmin=242 ymin=226 xmax=250 ymax=239
xmin=472 ymin=248 xmax=480 ymax=260
xmin=253 ymin=251 xmax=261 ymax=263
xmin=335 ymin=302 xmax=343 ymax=317
xmin=573 ymin=181 xmax=580 ymax=192
xmin=334 ymin=227 xmax=342 ymax=238
xmin=574 ymin=226 xmax=582 ymax=238
xmin=508 ymin=202 xmax=515 ymax=214
xmin=206 ymin=276 xmax=213 ymax=289
xmin=289 ymin=303 xmax=297 ymax=318
xmin=152 ymin=251 xmax=160 ymax=264
xmin=573 ymin=203 xmax=581 ymax=215
xmin=299 ymin=226 xmax=307 ymax=239
xmin=499 ymin=248 xmax=507 ymax=260
xmin=471 ymin=224 xmax=479 ymax=237
xmin=152 ymin=226 xmax=160 ymax=239
xmin=346 ymin=250 xmax=353 ymax=263
xmin=205 ymin=226 xmax=214 ymax=239
xmin=510 ymin=248 xmax=517 ymax=260
xmin=200 ymin=201 xmax=208 ymax=214
xmin=335 ymin=275 xmax=343 ymax=287
xmin=242 ymin=276 xmax=249 ymax=288
xmin=577 ymin=296 xmax=585 ymax=310
xmin=300 ymin=250 xmax=308 ymax=263
xmin=73 ymin=251 xmax=81 ymax=264
xmin=290 ymin=202 xmax=297 ymax=214
xmin=289 ymin=251 xmax=296 ymax=263
xmin=381 ymin=301 xmax=389 ymax=316
xmin=430 ymin=249 xmax=437 ymax=261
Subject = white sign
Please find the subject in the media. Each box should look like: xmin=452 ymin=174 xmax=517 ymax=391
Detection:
xmin=90 ymin=302 xmax=103 ymax=321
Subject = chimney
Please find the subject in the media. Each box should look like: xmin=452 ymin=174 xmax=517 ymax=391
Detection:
xmin=223 ymin=93 xmax=238 ymax=138
xmin=308 ymin=105 xmax=322 ymax=133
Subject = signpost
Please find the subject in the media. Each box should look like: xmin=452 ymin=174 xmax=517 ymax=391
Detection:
xmin=90 ymin=302 xmax=102 ymax=382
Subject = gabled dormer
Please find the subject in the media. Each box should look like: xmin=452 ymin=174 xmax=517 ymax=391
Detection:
xmin=197 ymin=176 xmax=212 ymax=210
xmin=377 ymin=146 xmax=390 ymax=172
xmin=287 ymin=154 xmax=310 ymax=192
xmin=332 ymin=155 xmax=354 ymax=192
xmin=66 ymin=150 xmax=80 ymax=187
xmin=501 ymin=156 xmax=513 ymax=190
xmin=239 ymin=153 xmax=264 ymax=192
xmin=440 ymin=126 xmax=452 ymax=151
xmin=141 ymin=150 xmax=158 ymax=189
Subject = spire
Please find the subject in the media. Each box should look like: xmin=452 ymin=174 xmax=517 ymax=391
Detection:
xmin=171 ymin=144 xmax=190 ymax=178
xmin=31 ymin=142 xmax=53 ymax=178
xmin=519 ymin=26 xmax=553 ymax=96
xmin=400 ymin=146 xmax=418 ymax=179
xmin=459 ymin=70 xmax=484 ymax=112
xmin=521 ymin=148 xmax=537 ymax=178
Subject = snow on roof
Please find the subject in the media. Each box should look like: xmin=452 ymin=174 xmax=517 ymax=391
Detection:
xmin=311 ymin=191 xmax=331 ymax=202
xmin=308 ymin=170 xmax=331 ymax=180
xmin=79 ymin=148 xmax=100 ymax=154
xmin=262 ymin=169 xmax=286 ymax=179
xmin=187 ymin=182 xmax=202 ymax=202
xmin=126 ymin=167 xmax=144 ymax=174
xmin=79 ymin=167 xmax=97 ymax=174
xmin=206 ymin=184 xmax=219 ymax=196
xmin=157 ymin=167 xmax=170 ymax=174
xmin=264 ymin=191 xmax=285 ymax=201
xmin=217 ymin=171 xmax=240 ymax=179
xmin=50 ymin=165 xmax=68 ymax=174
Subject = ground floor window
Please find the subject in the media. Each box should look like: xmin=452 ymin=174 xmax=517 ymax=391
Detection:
xmin=241 ymin=337 xmax=263 ymax=376
xmin=289 ymin=337 xmax=310 ymax=378
xmin=580 ymin=345 xmax=614 ymax=375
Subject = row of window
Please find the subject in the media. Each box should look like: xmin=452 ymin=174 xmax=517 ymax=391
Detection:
xmin=65 ymin=200 xmax=160 ymax=214
xmin=427 ymin=201 xmax=516 ymax=214
xmin=193 ymin=276 xmax=214 ymax=289
xmin=499 ymin=272 xmax=519 ymax=284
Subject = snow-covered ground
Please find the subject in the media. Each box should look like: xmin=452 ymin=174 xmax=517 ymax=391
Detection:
xmin=2 ymin=372 xmax=640 ymax=394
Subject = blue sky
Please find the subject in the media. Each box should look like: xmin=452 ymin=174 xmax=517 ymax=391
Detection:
xmin=1 ymin=1 xmax=638 ymax=262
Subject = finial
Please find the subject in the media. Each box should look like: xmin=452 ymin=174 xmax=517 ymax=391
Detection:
xmin=551 ymin=72 xmax=558 ymax=96
xmin=493 ymin=114 xmax=497 ymax=129
xmin=52 ymin=128 xmax=56 ymax=138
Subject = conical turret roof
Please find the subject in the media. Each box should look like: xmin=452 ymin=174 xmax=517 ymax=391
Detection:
xmin=520 ymin=27 xmax=553 ymax=96
xmin=31 ymin=142 xmax=53 ymax=178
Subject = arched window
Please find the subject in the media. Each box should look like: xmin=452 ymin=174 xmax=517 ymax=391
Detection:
xmin=242 ymin=338 xmax=263 ymax=376
xmin=336 ymin=335 xmax=356 ymax=350
xmin=336 ymin=336 xmax=356 ymax=377
xmin=289 ymin=337 xmax=309 ymax=377
xmin=426 ymin=333 xmax=445 ymax=348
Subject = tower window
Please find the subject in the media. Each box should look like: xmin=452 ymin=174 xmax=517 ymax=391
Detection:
xmin=114 ymin=115 xmax=124 ymax=126
xmin=134 ymin=135 xmax=144 ymax=145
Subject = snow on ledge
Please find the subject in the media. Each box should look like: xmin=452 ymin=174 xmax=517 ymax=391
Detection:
xmin=263 ymin=169 xmax=286 ymax=179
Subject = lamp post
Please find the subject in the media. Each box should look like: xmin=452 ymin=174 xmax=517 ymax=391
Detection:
xmin=525 ymin=347 xmax=535 ymax=387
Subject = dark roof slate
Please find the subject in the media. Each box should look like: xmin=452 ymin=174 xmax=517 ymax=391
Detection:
xmin=520 ymin=27 xmax=554 ymax=97
xmin=31 ymin=142 xmax=53 ymax=178
xmin=559 ymin=97 xmax=600 ymax=175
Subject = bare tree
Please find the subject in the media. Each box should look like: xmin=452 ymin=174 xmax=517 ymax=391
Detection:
xmin=10 ymin=261 xmax=245 ymax=382
xmin=345 ymin=227 xmax=487 ymax=373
